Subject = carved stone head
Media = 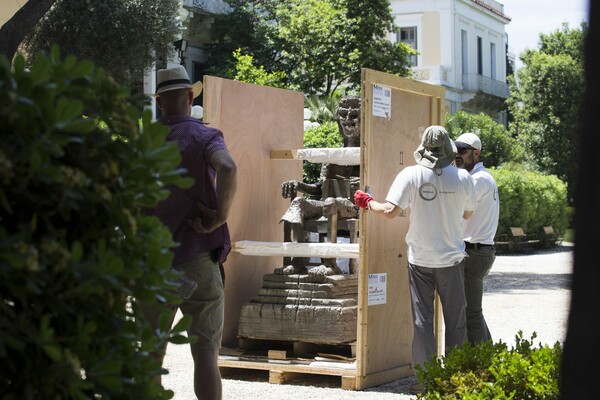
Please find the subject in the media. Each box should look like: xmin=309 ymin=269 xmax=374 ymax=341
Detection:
xmin=334 ymin=95 xmax=361 ymax=147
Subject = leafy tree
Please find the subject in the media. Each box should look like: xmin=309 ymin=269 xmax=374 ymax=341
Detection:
xmin=203 ymin=0 xmax=268 ymax=80
xmin=507 ymin=22 xmax=586 ymax=202
xmin=445 ymin=110 xmax=521 ymax=168
xmin=21 ymin=0 xmax=181 ymax=102
xmin=267 ymin=0 xmax=360 ymax=94
xmin=0 ymin=47 xmax=193 ymax=399
xmin=231 ymin=48 xmax=286 ymax=88
xmin=538 ymin=22 xmax=586 ymax=65
xmin=345 ymin=0 xmax=413 ymax=87
xmin=205 ymin=0 xmax=414 ymax=96
xmin=0 ymin=0 xmax=57 ymax=60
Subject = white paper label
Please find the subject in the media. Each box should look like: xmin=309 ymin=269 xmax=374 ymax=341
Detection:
xmin=372 ymin=84 xmax=392 ymax=119
xmin=368 ymin=273 xmax=387 ymax=305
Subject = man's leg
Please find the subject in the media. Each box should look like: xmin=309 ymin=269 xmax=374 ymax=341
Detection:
xmin=191 ymin=346 xmax=222 ymax=400
xmin=435 ymin=262 xmax=468 ymax=352
xmin=138 ymin=302 xmax=177 ymax=384
xmin=464 ymin=247 xmax=495 ymax=343
xmin=179 ymin=253 xmax=225 ymax=400
xmin=408 ymin=263 xmax=437 ymax=367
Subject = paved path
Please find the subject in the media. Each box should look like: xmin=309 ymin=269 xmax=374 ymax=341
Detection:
xmin=162 ymin=246 xmax=573 ymax=399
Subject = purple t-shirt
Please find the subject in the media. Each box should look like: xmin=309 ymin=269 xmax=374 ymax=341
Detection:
xmin=151 ymin=115 xmax=231 ymax=265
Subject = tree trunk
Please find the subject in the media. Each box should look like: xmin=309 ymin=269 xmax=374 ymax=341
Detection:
xmin=0 ymin=0 xmax=57 ymax=60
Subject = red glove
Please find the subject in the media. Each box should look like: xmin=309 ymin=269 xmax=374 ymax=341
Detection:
xmin=354 ymin=190 xmax=374 ymax=209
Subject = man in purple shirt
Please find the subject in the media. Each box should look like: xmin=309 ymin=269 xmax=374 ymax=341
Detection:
xmin=141 ymin=65 xmax=237 ymax=400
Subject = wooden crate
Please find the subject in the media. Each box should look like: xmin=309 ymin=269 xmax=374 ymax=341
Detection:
xmin=203 ymin=69 xmax=446 ymax=390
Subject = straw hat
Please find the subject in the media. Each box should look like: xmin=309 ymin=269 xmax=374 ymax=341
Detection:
xmin=155 ymin=65 xmax=202 ymax=98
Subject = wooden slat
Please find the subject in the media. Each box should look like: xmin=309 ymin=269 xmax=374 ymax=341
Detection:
xmin=233 ymin=241 xmax=360 ymax=258
xmin=271 ymin=147 xmax=361 ymax=165
xmin=270 ymin=149 xmax=297 ymax=159
xmin=218 ymin=357 xmax=357 ymax=376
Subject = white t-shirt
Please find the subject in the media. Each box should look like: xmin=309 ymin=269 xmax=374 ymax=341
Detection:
xmin=462 ymin=162 xmax=499 ymax=245
xmin=386 ymin=164 xmax=477 ymax=267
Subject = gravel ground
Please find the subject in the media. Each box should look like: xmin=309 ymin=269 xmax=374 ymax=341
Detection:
xmin=162 ymin=245 xmax=573 ymax=399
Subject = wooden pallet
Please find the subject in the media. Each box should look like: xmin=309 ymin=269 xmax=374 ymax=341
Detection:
xmin=219 ymin=339 xmax=359 ymax=390
xmin=219 ymin=358 xmax=358 ymax=389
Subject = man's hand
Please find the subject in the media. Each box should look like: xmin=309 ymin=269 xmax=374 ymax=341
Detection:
xmin=354 ymin=190 xmax=374 ymax=209
xmin=189 ymin=201 xmax=225 ymax=234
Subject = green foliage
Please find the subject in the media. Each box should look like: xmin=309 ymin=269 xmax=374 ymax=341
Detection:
xmin=490 ymin=167 xmax=570 ymax=240
xmin=304 ymin=93 xmax=344 ymax=123
xmin=444 ymin=112 xmax=571 ymax=238
xmin=206 ymin=0 xmax=414 ymax=95
xmin=344 ymin=0 xmax=414 ymax=87
xmin=232 ymin=49 xmax=287 ymax=88
xmin=302 ymin=121 xmax=343 ymax=182
xmin=272 ymin=0 xmax=360 ymax=94
xmin=204 ymin=1 xmax=270 ymax=80
xmin=538 ymin=22 xmax=587 ymax=65
xmin=22 ymin=0 xmax=181 ymax=104
xmin=416 ymin=332 xmax=562 ymax=399
xmin=0 ymin=47 xmax=193 ymax=399
xmin=445 ymin=111 xmax=522 ymax=168
xmin=507 ymin=22 xmax=585 ymax=202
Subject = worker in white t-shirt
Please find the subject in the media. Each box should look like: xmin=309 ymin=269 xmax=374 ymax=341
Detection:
xmin=354 ymin=125 xmax=477 ymax=368
xmin=454 ymin=132 xmax=499 ymax=344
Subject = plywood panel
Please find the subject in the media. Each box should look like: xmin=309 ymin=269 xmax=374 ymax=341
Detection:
xmin=203 ymin=76 xmax=305 ymax=346
xmin=357 ymin=69 xmax=445 ymax=386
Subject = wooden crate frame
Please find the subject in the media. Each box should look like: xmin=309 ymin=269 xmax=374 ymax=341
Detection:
xmin=203 ymin=69 xmax=445 ymax=390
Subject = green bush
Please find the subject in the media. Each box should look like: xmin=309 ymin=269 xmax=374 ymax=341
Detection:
xmin=490 ymin=166 xmax=570 ymax=241
xmin=0 ymin=47 xmax=193 ymax=399
xmin=444 ymin=110 xmax=571 ymax=242
xmin=302 ymin=120 xmax=343 ymax=183
xmin=416 ymin=332 xmax=562 ymax=399
xmin=445 ymin=110 xmax=522 ymax=168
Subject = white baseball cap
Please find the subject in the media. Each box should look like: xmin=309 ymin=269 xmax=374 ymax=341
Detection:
xmin=455 ymin=132 xmax=481 ymax=150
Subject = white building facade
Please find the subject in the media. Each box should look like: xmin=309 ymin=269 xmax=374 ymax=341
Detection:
xmin=389 ymin=0 xmax=511 ymax=124
xmin=166 ymin=0 xmax=513 ymax=124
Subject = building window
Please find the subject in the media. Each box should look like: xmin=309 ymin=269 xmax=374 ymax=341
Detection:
xmin=461 ymin=29 xmax=468 ymax=75
xmin=477 ymin=36 xmax=483 ymax=75
xmin=397 ymin=26 xmax=417 ymax=66
xmin=490 ymin=42 xmax=496 ymax=79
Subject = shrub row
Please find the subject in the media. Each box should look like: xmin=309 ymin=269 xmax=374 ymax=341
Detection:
xmin=491 ymin=167 xmax=570 ymax=240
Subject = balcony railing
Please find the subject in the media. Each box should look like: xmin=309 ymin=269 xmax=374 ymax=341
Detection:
xmin=412 ymin=66 xmax=452 ymax=86
xmin=462 ymin=73 xmax=509 ymax=98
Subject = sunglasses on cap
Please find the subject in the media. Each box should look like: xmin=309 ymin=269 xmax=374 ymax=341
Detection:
xmin=456 ymin=146 xmax=476 ymax=154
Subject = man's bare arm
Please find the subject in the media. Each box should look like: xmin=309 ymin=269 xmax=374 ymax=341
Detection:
xmin=369 ymin=200 xmax=403 ymax=220
xmin=211 ymin=149 xmax=237 ymax=225
xmin=192 ymin=149 xmax=237 ymax=233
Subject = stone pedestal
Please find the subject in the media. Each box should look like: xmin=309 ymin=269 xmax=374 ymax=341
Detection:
xmin=238 ymin=273 xmax=358 ymax=345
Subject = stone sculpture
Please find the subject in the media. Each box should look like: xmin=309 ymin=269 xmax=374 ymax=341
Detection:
xmin=277 ymin=95 xmax=361 ymax=278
